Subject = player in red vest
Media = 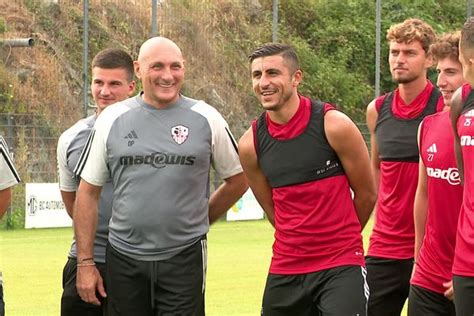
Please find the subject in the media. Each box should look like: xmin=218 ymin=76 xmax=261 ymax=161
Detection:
xmin=365 ymin=18 xmax=443 ymax=316
xmin=408 ymin=31 xmax=465 ymax=316
xmin=239 ymin=43 xmax=376 ymax=315
xmin=450 ymin=17 xmax=474 ymax=316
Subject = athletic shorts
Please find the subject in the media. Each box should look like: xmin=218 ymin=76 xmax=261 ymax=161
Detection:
xmin=61 ymin=257 xmax=107 ymax=316
xmin=408 ymin=284 xmax=455 ymax=316
xmin=261 ymin=265 xmax=369 ymax=316
xmin=106 ymin=237 xmax=207 ymax=316
xmin=365 ymin=256 xmax=413 ymax=316
xmin=0 ymin=284 xmax=4 ymax=316
xmin=453 ymin=274 xmax=474 ymax=316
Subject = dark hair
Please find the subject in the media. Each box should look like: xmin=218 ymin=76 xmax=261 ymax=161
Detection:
xmin=248 ymin=43 xmax=300 ymax=72
xmin=91 ymin=48 xmax=134 ymax=82
xmin=461 ymin=17 xmax=474 ymax=51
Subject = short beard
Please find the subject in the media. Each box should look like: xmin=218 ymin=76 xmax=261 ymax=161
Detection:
xmin=392 ymin=74 xmax=418 ymax=84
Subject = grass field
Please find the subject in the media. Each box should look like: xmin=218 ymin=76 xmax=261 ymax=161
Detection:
xmin=0 ymin=219 xmax=407 ymax=315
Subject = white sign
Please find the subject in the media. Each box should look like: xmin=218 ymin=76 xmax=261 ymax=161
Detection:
xmin=226 ymin=189 xmax=264 ymax=221
xmin=25 ymin=183 xmax=72 ymax=229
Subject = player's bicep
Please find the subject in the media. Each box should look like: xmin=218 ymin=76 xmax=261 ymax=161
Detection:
xmin=238 ymin=129 xmax=274 ymax=213
xmin=325 ymin=111 xmax=374 ymax=194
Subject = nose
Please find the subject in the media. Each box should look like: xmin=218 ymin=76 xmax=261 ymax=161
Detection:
xmin=395 ymin=53 xmax=405 ymax=65
xmin=100 ymin=84 xmax=111 ymax=96
xmin=161 ymin=67 xmax=173 ymax=82
xmin=259 ymin=73 xmax=270 ymax=89
xmin=437 ymin=73 xmax=447 ymax=88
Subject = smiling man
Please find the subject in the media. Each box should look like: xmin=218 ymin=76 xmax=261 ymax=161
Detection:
xmin=57 ymin=48 xmax=136 ymax=316
xmin=408 ymin=31 xmax=465 ymax=316
xmin=73 ymin=37 xmax=247 ymax=316
xmin=365 ymin=18 xmax=444 ymax=316
xmin=239 ymin=43 xmax=376 ymax=315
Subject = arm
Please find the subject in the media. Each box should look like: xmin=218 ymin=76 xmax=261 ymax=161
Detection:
xmin=450 ymin=88 xmax=464 ymax=183
xmin=209 ymin=172 xmax=248 ymax=224
xmin=0 ymin=187 xmax=12 ymax=219
xmin=413 ymin=157 xmax=428 ymax=261
xmin=325 ymin=110 xmax=377 ymax=229
xmin=73 ymin=179 xmax=105 ymax=305
xmin=61 ymin=191 xmax=76 ymax=218
xmin=366 ymin=100 xmax=381 ymax=191
xmin=238 ymin=128 xmax=275 ymax=226
xmin=57 ymin=133 xmax=78 ymax=218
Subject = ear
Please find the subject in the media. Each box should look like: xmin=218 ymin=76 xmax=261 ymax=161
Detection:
xmin=128 ymin=80 xmax=136 ymax=96
xmin=424 ymin=53 xmax=434 ymax=69
xmin=133 ymin=61 xmax=141 ymax=79
xmin=292 ymin=70 xmax=303 ymax=87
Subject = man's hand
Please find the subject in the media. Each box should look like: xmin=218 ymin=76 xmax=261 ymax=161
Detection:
xmin=443 ymin=280 xmax=454 ymax=301
xmin=76 ymin=265 xmax=106 ymax=305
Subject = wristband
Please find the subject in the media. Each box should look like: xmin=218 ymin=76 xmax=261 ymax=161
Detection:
xmin=78 ymin=257 xmax=94 ymax=264
xmin=77 ymin=262 xmax=96 ymax=267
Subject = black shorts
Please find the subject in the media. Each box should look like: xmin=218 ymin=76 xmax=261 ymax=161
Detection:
xmin=61 ymin=257 xmax=107 ymax=316
xmin=453 ymin=274 xmax=474 ymax=316
xmin=262 ymin=265 xmax=369 ymax=316
xmin=365 ymin=256 xmax=413 ymax=316
xmin=408 ymin=284 xmax=455 ymax=316
xmin=0 ymin=284 xmax=4 ymax=316
xmin=106 ymin=237 xmax=207 ymax=316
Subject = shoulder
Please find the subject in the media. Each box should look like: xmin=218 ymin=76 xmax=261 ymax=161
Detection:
xmin=420 ymin=110 xmax=447 ymax=131
xmin=58 ymin=117 xmax=91 ymax=147
xmin=372 ymin=93 xmax=390 ymax=113
xmin=186 ymin=98 xmax=224 ymax=121
xmin=238 ymin=127 xmax=256 ymax=160
xmin=450 ymin=87 xmax=465 ymax=121
xmin=366 ymin=98 xmax=378 ymax=115
xmin=95 ymin=97 xmax=138 ymax=130
xmin=183 ymin=98 xmax=230 ymax=133
xmin=324 ymin=109 xmax=359 ymax=143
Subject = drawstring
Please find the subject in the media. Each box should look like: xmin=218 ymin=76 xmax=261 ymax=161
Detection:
xmin=150 ymin=261 xmax=157 ymax=310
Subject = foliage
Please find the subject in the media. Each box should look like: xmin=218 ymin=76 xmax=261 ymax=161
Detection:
xmin=277 ymin=0 xmax=467 ymax=120
xmin=0 ymin=17 xmax=6 ymax=34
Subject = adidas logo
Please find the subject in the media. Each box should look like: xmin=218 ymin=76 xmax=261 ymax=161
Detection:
xmin=427 ymin=143 xmax=437 ymax=153
xmin=124 ymin=130 xmax=138 ymax=146
xmin=124 ymin=130 xmax=138 ymax=140
xmin=465 ymin=109 xmax=474 ymax=117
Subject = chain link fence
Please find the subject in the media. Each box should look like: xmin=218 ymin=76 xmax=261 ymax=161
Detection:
xmin=0 ymin=109 xmax=369 ymax=229
xmin=0 ymin=112 xmax=78 ymax=228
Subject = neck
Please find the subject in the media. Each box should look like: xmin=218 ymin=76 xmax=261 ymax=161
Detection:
xmin=142 ymin=94 xmax=179 ymax=109
xmin=267 ymin=93 xmax=300 ymax=124
xmin=397 ymin=76 xmax=428 ymax=105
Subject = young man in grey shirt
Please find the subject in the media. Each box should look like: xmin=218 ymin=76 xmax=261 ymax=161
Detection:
xmin=57 ymin=48 xmax=135 ymax=315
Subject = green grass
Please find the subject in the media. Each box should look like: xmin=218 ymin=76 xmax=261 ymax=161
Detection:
xmin=0 ymin=219 xmax=407 ymax=315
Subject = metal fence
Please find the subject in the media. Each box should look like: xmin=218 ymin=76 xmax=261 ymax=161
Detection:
xmin=0 ymin=110 xmax=370 ymax=229
xmin=0 ymin=112 xmax=78 ymax=228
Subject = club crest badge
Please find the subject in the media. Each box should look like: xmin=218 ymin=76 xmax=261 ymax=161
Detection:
xmin=171 ymin=125 xmax=189 ymax=145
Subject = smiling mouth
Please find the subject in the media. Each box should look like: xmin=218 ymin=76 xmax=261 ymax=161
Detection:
xmin=441 ymin=90 xmax=454 ymax=94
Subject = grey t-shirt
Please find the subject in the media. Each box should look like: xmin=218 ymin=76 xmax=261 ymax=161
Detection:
xmin=78 ymin=95 xmax=242 ymax=261
xmin=57 ymin=115 xmax=112 ymax=263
